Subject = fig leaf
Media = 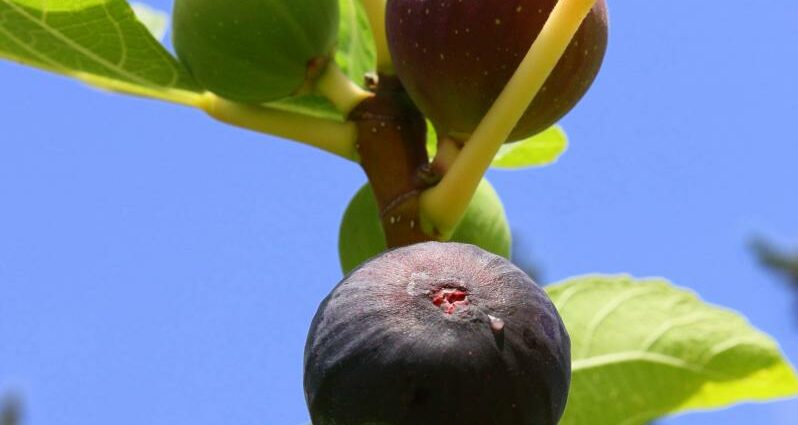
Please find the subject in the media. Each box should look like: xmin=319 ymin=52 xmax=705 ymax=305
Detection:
xmin=548 ymin=275 xmax=798 ymax=425
xmin=0 ymin=0 xmax=201 ymax=105
xmin=492 ymin=126 xmax=568 ymax=170
xmin=426 ymin=122 xmax=568 ymax=171
xmin=336 ymin=0 xmax=376 ymax=88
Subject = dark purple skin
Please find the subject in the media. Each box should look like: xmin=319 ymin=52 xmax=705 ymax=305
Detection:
xmin=304 ymin=242 xmax=571 ymax=425
xmin=386 ymin=0 xmax=609 ymax=142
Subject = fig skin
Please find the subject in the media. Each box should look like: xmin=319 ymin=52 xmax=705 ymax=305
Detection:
xmin=386 ymin=0 xmax=609 ymax=142
xmin=305 ymin=242 xmax=571 ymax=425
xmin=338 ymin=179 xmax=512 ymax=274
xmin=173 ymin=0 xmax=339 ymax=103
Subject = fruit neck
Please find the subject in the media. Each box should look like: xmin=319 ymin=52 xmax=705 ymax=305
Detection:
xmin=348 ymin=74 xmax=437 ymax=247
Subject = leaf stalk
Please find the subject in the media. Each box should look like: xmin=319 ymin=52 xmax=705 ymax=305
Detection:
xmin=201 ymin=94 xmax=360 ymax=161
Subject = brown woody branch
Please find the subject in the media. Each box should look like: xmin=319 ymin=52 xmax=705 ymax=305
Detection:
xmin=348 ymin=74 xmax=437 ymax=248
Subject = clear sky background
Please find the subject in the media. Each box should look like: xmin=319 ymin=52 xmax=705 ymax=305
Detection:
xmin=1 ymin=1 xmax=797 ymax=424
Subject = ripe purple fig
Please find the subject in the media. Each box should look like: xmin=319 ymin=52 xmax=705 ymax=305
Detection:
xmin=386 ymin=0 xmax=609 ymax=142
xmin=304 ymin=242 xmax=570 ymax=425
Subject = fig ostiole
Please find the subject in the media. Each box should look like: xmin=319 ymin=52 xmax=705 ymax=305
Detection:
xmin=386 ymin=0 xmax=609 ymax=142
xmin=305 ymin=242 xmax=571 ymax=425
xmin=173 ymin=0 xmax=339 ymax=104
xmin=338 ymin=179 xmax=512 ymax=274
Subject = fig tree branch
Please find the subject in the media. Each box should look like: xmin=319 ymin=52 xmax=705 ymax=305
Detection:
xmin=202 ymin=94 xmax=360 ymax=161
xmin=314 ymin=61 xmax=373 ymax=115
xmin=359 ymin=0 xmax=394 ymax=75
xmin=420 ymin=0 xmax=599 ymax=237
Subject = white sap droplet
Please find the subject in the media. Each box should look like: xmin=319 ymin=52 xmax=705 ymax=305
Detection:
xmin=489 ymin=315 xmax=505 ymax=333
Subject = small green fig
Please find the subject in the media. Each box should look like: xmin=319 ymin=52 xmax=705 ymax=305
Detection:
xmin=338 ymin=179 xmax=511 ymax=274
xmin=173 ymin=0 xmax=339 ymax=103
xmin=386 ymin=0 xmax=608 ymax=142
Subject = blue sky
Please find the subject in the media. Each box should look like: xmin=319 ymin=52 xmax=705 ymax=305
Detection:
xmin=1 ymin=1 xmax=797 ymax=424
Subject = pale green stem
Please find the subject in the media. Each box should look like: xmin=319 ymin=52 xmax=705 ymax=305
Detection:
xmin=72 ymin=70 xmax=360 ymax=161
xmin=314 ymin=62 xmax=373 ymax=116
xmin=431 ymin=136 xmax=462 ymax=174
xmin=420 ymin=0 xmax=598 ymax=237
xmin=360 ymin=0 xmax=394 ymax=75
xmin=201 ymin=94 xmax=360 ymax=162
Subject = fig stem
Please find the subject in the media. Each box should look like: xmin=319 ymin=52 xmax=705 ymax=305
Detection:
xmin=201 ymin=94 xmax=360 ymax=161
xmin=430 ymin=136 xmax=462 ymax=176
xmin=314 ymin=61 xmax=373 ymax=115
xmin=359 ymin=0 xmax=394 ymax=75
xmin=419 ymin=0 xmax=598 ymax=237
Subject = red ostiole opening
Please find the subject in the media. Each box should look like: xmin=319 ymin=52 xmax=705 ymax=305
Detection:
xmin=431 ymin=288 xmax=469 ymax=314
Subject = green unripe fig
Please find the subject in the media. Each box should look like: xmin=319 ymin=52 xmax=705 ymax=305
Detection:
xmin=338 ymin=180 xmax=511 ymax=274
xmin=386 ymin=0 xmax=608 ymax=142
xmin=173 ymin=0 xmax=339 ymax=103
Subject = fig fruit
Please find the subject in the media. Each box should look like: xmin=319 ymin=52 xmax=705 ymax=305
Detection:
xmin=305 ymin=242 xmax=571 ymax=425
xmin=386 ymin=0 xmax=609 ymax=141
xmin=173 ymin=0 xmax=339 ymax=103
xmin=338 ymin=179 xmax=511 ymax=273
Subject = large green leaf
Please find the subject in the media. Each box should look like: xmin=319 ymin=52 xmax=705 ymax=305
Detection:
xmin=0 ymin=0 xmax=202 ymax=105
xmin=547 ymin=275 xmax=798 ymax=425
xmin=336 ymin=0 xmax=375 ymax=88
xmin=425 ymin=122 xmax=567 ymax=170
